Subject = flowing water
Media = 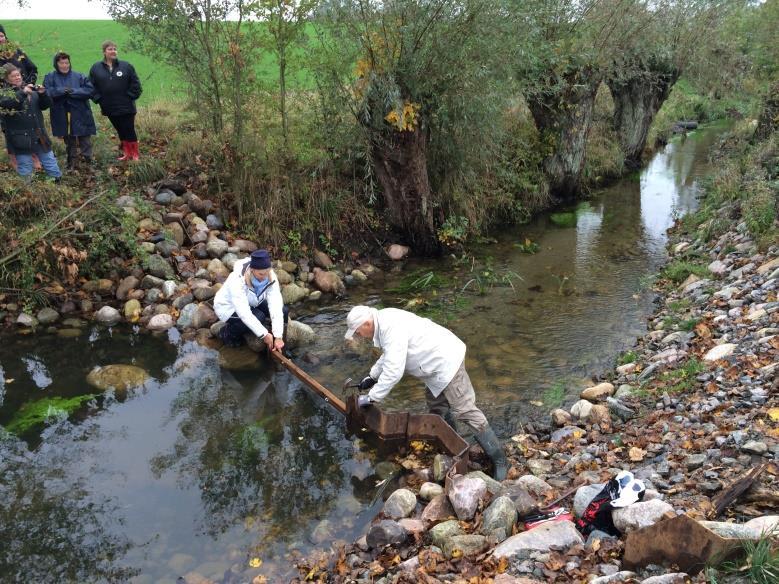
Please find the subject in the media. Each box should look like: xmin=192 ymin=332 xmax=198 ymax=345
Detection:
xmin=0 ymin=125 xmax=725 ymax=583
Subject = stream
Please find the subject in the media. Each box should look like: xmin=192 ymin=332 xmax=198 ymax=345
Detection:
xmin=0 ymin=123 xmax=726 ymax=583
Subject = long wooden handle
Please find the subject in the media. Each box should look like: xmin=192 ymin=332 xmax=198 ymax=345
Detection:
xmin=270 ymin=351 xmax=347 ymax=414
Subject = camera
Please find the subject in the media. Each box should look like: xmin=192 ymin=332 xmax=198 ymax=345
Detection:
xmin=27 ymin=84 xmax=43 ymax=91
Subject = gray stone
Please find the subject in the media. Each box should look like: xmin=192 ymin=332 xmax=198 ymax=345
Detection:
xmin=141 ymin=274 xmax=165 ymax=289
xmin=167 ymin=222 xmax=185 ymax=246
xmin=206 ymin=238 xmax=228 ymax=259
xmin=177 ymin=304 xmax=198 ymax=329
xmin=703 ymin=343 xmax=737 ymax=362
xmin=145 ymin=288 xmax=163 ymax=303
xmin=685 ymin=453 xmax=707 ymax=469
xmin=366 ymin=520 xmax=407 ymax=549
xmin=492 ymin=520 xmax=584 ymax=560
xmin=433 ymin=454 xmax=454 ymax=482
xmin=281 ymin=283 xmax=308 ymax=305
xmin=606 ymin=397 xmax=635 ymax=421
xmin=207 ymin=259 xmax=229 ymax=278
xmin=612 ymin=499 xmax=674 ymax=533
xmin=430 ymin=520 xmax=464 ymax=548
xmin=590 ymin=572 xmax=637 ymax=584
xmin=94 ymin=306 xmax=121 ymax=325
xmin=193 ymin=286 xmax=215 ymax=301
xmin=570 ymin=399 xmax=593 ymax=420
xmin=699 ymin=520 xmax=765 ymax=540
xmin=527 ymin=459 xmax=553 ymax=478
xmin=146 ymin=254 xmax=175 ymax=280
xmin=148 ymin=313 xmax=175 ymax=331
xmin=419 ymin=482 xmax=444 ymax=501
xmin=421 ymin=494 xmax=455 ymax=525
xmin=352 ymin=269 xmax=368 ymax=282
xmin=741 ymin=440 xmax=768 ymax=455
xmin=161 ymin=280 xmax=178 ymax=299
xmin=585 ymin=529 xmax=616 ymax=548
xmin=36 ymin=307 xmax=60 ymax=324
xmin=499 ymin=483 xmax=538 ymax=517
xmin=16 ymin=313 xmax=38 ymax=327
xmin=514 ymin=475 xmax=554 ymax=499
xmin=466 ymin=471 xmax=502 ymax=495
xmin=383 ymin=488 xmax=417 ymax=519
xmin=639 ymin=573 xmax=689 ymax=584
xmin=481 ymin=496 xmax=517 ymax=540
xmin=233 ymin=239 xmax=258 ymax=252
xmin=116 ymin=275 xmax=140 ymax=300
xmin=442 ymin=534 xmax=488 ymax=558
xmin=448 ymin=475 xmax=488 ymax=520
xmin=581 ymin=382 xmax=615 ymax=401
xmin=313 ymin=250 xmax=334 ymax=269
xmin=551 ymin=426 xmax=586 ymax=443
xmin=205 ymin=214 xmax=224 ymax=229
xmin=286 ymin=320 xmax=315 ymax=347
xmin=574 ymin=483 xmax=605 ymax=517
xmin=221 ymin=253 xmax=239 ymax=271
xmin=154 ymin=189 xmax=175 ymax=204
xmin=192 ymin=304 xmax=217 ymax=329
xmin=155 ymin=240 xmax=179 ymax=258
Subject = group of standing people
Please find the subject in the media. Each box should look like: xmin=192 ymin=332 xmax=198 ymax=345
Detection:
xmin=0 ymin=24 xmax=142 ymax=181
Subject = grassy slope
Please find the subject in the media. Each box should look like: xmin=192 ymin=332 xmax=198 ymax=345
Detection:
xmin=2 ymin=20 xmax=315 ymax=103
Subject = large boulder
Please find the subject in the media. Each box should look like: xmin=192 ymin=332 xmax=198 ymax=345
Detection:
xmin=286 ymin=320 xmax=315 ymax=348
xmin=281 ymin=283 xmax=309 ymax=305
xmin=313 ymin=250 xmax=334 ymax=269
xmin=192 ymin=304 xmax=217 ymax=329
xmin=492 ymin=520 xmax=584 ymax=560
xmin=218 ymin=346 xmax=260 ymax=370
xmin=573 ymin=483 xmax=605 ymax=517
xmin=94 ymin=306 xmax=121 ymax=326
xmin=581 ymin=382 xmax=614 ymax=401
xmin=481 ymin=496 xmax=517 ymax=540
xmin=86 ymin=364 xmax=150 ymax=393
xmin=442 ymin=534 xmax=488 ymax=558
xmin=612 ymin=499 xmax=674 ymax=533
xmin=448 ymin=475 xmax=488 ymax=521
xmin=312 ymin=267 xmax=345 ymax=295
xmin=430 ymin=519 xmax=464 ymax=548
xmin=36 ymin=307 xmax=60 ymax=325
xmin=116 ymin=275 xmax=140 ymax=300
xmin=499 ymin=483 xmax=538 ymax=517
xmin=383 ymin=488 xmax=417 ymax=519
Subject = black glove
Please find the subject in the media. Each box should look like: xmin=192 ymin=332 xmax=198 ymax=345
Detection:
xmin=357 ymin=376 xmax=377 ymax=390
xmin=64 ymin=87 xmax=73 ymax=95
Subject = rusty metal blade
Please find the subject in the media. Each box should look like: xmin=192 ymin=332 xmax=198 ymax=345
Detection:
xmin=271 ymin=351 xmax=469 ymax=469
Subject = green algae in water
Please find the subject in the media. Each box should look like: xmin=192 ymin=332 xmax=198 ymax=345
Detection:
xmin=549 ymin=212 xmax=576 ymax=228
xmin=386 ymin=270 xmax=450 ymax=293
xmin=6 ymin=394 xmax=96 ymax=434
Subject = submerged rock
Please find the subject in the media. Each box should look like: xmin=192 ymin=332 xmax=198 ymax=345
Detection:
xmin=286 ymin=320 xmax=315 ymax=347
xmin=218 ymin=346 xmax=261 ymax=370
xmin=367 ymin=520 xmax=407 ymax=549
xmin=86 ymin=364 xmax=150 ymax=393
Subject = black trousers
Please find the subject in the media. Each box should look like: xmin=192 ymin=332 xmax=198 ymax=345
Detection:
xmin=108 ymin=113 xmax=137 ymax=142
xmin=220 ymin=301 xmax=289 ymax=348
xmin=63 ymin=135 xmax=93 ymax=165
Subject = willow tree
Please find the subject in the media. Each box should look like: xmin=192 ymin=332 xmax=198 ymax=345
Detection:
xmin=505 ymin=1 xmax=638 ymax=199
xmin=606 ymin=1 xmax=727 ymax=169
xmin=313 ymin=0 xmax=503 ymax=255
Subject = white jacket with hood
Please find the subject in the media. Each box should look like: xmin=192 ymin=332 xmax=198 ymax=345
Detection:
xmin=213 ymin=257 xmax=285 ymax=338
xmin=367 ymin=308 xmax=466 ymax=403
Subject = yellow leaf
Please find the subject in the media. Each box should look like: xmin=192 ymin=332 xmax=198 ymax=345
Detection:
xmin=529 ymin=400 xmax=543 ymax=406
xmin=768 ymin=408 xmax=779 ymax=422
xmin=249 ymin=558 xmax=262 ymax=568
xmin=451 ymin=548 xmax=463 ymax=558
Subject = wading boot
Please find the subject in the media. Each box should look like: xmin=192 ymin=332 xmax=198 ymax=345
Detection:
xmin=117 ymin=140 xmax=130 ymax=161
xmin=474 ymin=425 xmax=508 ymax=481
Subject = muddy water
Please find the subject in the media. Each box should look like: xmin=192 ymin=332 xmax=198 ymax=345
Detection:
xmin=0 ymin=125 xmax=724 ymax=582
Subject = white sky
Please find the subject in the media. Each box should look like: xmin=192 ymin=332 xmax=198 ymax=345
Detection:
xmin=2 ymin=0 xmax=111 ymax=19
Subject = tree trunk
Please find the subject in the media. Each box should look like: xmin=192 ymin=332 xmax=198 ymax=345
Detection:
xmin=370 ymin=126 xmax=440 ymax=255
xmin=526 ymin=67 xmax=601 ymax=200
xmin=279 ymin=45 xmax=289 ymax=150
xmin=608 ymin=70 xmax=679 ymax=170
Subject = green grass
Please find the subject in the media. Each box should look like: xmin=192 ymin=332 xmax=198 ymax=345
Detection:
xmin=661 ymin=259 xmax=709 ymax=284
xmin=543 ymin=381 xmax=566 ymax=406
xmin=2 ymin=20 xmax=316 ymax=102
xmin=617 ymin=350 xmax=638 ymax=365
xmin=706 ymin=529 xmax=779 ymax=584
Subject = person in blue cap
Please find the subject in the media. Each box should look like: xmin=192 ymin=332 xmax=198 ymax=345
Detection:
xmin=213 ymin=249 xmax=289 ymax=351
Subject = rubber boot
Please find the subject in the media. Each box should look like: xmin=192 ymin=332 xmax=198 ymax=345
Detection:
xmin=128 ymin=141 xmax=140 ymax=161
xmin=117 ymin=140 xmax=130 ymax=161
xmin=474 ymin=425 xmax=508 ymax=481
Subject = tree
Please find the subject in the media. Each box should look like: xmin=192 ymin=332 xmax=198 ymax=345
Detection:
xmin=255 ymin=0 xmax=319 ymax=150
xmin=313 ymin=0 xmax=503 ymax=255
xmin=606 ymin=1 xmax=728 ymax=170
xmin=509 ymin=0 xmax=639 ymax=199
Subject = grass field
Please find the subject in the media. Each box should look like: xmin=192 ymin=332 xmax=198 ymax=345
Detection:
xmin=2 ymin=20 xmax=314 ymax=103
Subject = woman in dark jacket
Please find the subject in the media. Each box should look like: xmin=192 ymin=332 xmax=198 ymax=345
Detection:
xmin=0 ymin=64 xmax=62 ymax=180
xmin=44 ymin=52 xmax=97 ymax=170
xmin=89 ymin=40 xmax=142 ymax=161
xmin=1 ymin=23 xmax=38 ymax=170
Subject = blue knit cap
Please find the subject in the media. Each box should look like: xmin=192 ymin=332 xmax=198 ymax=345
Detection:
xmin=249 ymin=249 xmax=272 ymax=269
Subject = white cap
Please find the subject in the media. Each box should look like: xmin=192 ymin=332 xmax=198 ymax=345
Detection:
xmin=344 ymin=305 xmax=374 ymax=339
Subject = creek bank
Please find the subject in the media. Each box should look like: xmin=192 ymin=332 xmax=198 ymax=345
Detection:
xmin=289 ymin=228 xmax=777 ymax=581
xmin=0 ymin=181 xmax=404 ymax=351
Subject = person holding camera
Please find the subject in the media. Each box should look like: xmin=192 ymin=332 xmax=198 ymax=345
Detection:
xmin=89 ymin=40 xmax=142 ymax=161
xmin=1 ymin=24 xmax=39 ymax=170
xmin=44 ymin=52 xmax=97 ymax=170
xmin=0 ymin=63 xmax=62 ymax=181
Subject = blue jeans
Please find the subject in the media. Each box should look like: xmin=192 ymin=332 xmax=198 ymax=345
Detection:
xmin=16 ymin=149 xmax=62 ymax=179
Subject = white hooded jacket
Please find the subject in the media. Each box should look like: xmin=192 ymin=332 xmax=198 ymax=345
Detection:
xmin=213 ymin=257 xmax=285 ymax=338
xmin=367 ymin=308 xmax=466 ymax=402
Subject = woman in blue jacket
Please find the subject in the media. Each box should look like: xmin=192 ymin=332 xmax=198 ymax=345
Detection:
xmin=43 ymin=52 xmax=97 ymax=170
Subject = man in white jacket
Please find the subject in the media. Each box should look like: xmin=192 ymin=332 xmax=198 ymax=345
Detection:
xmin=214 ymin=249 xmax=288 ymax=351
xmin=344 ymin=305 xmax=508 ymax=480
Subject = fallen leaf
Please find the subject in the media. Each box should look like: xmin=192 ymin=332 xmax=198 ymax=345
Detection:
xmin=628 ymin=447 xmax=646 ymax=462
xmin=769 ymin=408 xmax=779 ymax=422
